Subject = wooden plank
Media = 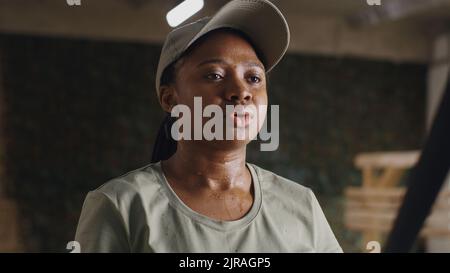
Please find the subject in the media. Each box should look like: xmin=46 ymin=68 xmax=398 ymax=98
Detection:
xmin=354 ymin=151 xmax=420 ymax=169
xmin=345 ymin=220 xmax=393 ymax=233
xmin=346 ymin=149 xmax=448 ymax=250
xmin=425 ymin=212 xmax=450 ymax=227
xmin=362 ymin=167 xmax=374 ymax=187
xmin=363 ymin=230 xmax=382 ymax=247
xmin=0 ymin=53 xmax=22 ymax=252
xmin=346 ymin=199 xmax=450 ymax=212
xmin=378 ymin=168 xmax=406 ymax=187
xmin=0 ymin=49 xmax=5 ymax=197
xmin=347 ymin=221 xmax=450 ymax=237
xmin=344 ymin=189 xmax=450 ymax=241
xmin=346 ymin=200 xmax=401 ymax=211
xmin=421 ymin=228 xmax=450 ymax=237
xmin=345 ymin=211 xmax=398 ymax=222
xmin=345 ymin=188 xmax=450 ymax=209
xmin=345 ymin=186 xmax=406 ymax=198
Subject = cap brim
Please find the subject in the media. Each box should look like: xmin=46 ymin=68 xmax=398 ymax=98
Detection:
xmin=185 ymin=0 xmax=290 ymax=73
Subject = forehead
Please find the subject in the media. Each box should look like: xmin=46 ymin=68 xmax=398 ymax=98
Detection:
xmin=181 ymin=30 xmax=263 ymax=65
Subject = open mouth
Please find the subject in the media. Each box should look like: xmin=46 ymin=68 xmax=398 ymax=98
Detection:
xmin=232 ymin=111 xmax=253 ymax=128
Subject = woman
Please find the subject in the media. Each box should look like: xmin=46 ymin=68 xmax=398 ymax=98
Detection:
xmin=75 ymin=0 xmax=342 ymax=253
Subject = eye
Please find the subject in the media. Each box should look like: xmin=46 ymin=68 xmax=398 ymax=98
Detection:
xmin=248 ymin=75 xmax=261 ymax=84
xmin=206 ymin=73 xmax=223 ymax=81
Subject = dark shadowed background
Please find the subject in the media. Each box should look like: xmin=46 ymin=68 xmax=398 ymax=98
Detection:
xmin=1 ymin=0 xmax=448 ymax=252
xmin=0 ymin=33 xmax=425 ymax=251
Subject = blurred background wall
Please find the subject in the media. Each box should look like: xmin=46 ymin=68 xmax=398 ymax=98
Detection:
xmin=0 ymin=0 xmax=448 ymax=252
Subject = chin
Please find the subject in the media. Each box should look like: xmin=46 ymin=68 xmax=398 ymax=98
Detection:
xmin=203 ymin=138 xmax=251 ymax=151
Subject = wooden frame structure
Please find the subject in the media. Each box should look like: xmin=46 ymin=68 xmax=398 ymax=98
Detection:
xmin=344 ymin=150 xmax=450 ymax=251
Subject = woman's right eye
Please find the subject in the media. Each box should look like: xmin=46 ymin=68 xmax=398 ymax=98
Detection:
xmin=206 ymin=73 xmax=223 ymax=81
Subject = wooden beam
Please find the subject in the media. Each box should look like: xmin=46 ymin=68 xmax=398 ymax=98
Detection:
xmin=347 ymin=0 xmax=450 ymax=27
xmin=354 ymin=151 xmax=420 ymax=169
xmin=345 ymin=186 xmax=450 ymax=251
xmin=378 ymin=168 xmax=405 ymax=187
xmin=0 ymin=47 xmax=23 ymax=252
xmin=0 ymin=50 xmax=5 ymax=197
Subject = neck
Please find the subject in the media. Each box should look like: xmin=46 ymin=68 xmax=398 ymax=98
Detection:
xmin=162 ymin=142 xmax=250 ymax=191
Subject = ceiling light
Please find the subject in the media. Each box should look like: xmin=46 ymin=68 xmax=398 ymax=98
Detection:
xmin=166 ymin=0 xmax=204 ymax=28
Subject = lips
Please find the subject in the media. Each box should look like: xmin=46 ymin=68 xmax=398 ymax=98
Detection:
xmin=219 ymin=105 xmax=257 ymax=129
xmin=232 ymin=112 xmax=249 ymax=128
xmin=231 ymin=108 xmax=257 ymax=128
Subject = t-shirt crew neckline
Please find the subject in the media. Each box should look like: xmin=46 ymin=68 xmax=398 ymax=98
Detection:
xmin=151 ymin=161 xmax=263 ymax=232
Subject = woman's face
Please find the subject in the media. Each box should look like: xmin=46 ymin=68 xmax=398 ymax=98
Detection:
xmin=164 ymin=30 xmax=268 ymax=148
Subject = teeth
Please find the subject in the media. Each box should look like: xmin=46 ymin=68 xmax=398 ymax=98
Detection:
xmin=233 ymin=111 xmax=253 ymax=118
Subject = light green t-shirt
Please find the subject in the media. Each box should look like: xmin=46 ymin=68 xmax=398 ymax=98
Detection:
xmin=75 ymin=162 xmax=343 ymax=253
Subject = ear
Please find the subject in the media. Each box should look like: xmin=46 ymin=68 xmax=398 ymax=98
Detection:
xmin=159 ymin=85 xmax=178 ymax=113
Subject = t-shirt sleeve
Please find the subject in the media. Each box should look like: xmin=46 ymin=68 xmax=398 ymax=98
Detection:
xmin=309 ymin=190 xmax=344 ymax=253
xmin=74 ymin=190 xmax=130 ymax=253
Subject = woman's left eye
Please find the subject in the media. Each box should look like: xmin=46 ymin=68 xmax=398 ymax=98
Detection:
xmin=206 ymin=73 xmax=223 ymax=81
xmin=248 ymin=76 xmax=261 ymax=83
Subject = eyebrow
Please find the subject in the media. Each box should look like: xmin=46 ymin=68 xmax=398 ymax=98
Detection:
xmin=196 ymin=58 xmax=265 ymax=70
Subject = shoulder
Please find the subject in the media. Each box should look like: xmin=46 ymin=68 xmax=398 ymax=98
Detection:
xmin=249 ymin=163 xmax=343 ymax=252
xmin=76 ymin=163 xmax=165 ymax=252
xmin=249 ymin=163 xmax=314 ymax=206
xmin=88 ymin=162 xmax=164 ymax=209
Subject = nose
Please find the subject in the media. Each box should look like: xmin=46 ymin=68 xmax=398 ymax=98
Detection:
xmin=224 ymin=75 xmax=252 ymax=104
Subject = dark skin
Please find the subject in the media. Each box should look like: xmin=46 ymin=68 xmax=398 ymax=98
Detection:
xmin=159 ymin=30 xmax=268 ymax=221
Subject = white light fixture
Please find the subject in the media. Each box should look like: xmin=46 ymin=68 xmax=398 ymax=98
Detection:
xmin=166 ymin=0 xmax=204 ymax=28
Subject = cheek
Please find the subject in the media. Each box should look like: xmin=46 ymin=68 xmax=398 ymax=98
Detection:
xmin=257 ymin=104 xmax=268 ymax=131
xmin=175 ymin=80 xmax=221 ymax=105
xmin=173 ymin=94 xmax=193 ymax=111
xmin=253 ymin=91 xmax=268 ymax=131
xmin=176 ymin=90 xmax=221 ymax=111
xmin=254 ymin=86 xmax=268 ymax=102
xmin=174 ymin=84 xmax=199 ymax=107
